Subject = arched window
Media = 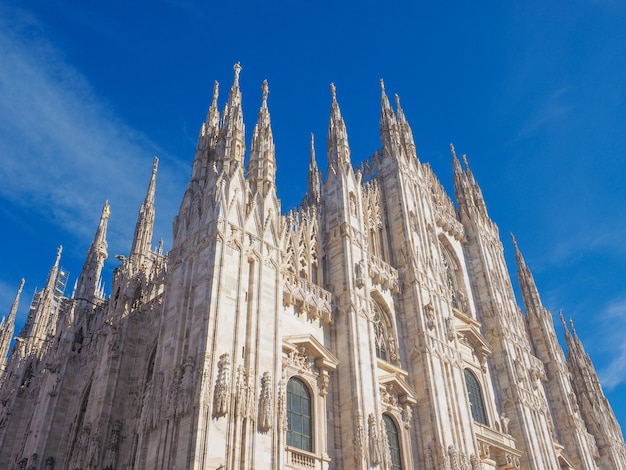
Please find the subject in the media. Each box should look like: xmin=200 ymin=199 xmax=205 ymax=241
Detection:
xmin=464 ymin=369 xmax=488 ymax=425
xmin=287 ymin=378 xmax=313 ymax=452
xmin=383 ymin=414 xmax=403 ymax=470
xmin=441 ymin=250 xmax=459 ymax=309
xmin=373 ymin=305 xmax=389 ymax=361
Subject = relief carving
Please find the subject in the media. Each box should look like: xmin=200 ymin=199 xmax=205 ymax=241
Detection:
xmin=353 ymin=411 xmax=365 ymax=468
xmin=258 ymin=372 xmax=273 ymax=431
xmin=368 ymin=413 xmax=382 ymax=465
xmin=178 ymin=357 xmax=194 ymax=416
xmin=213 ymin=353 xmax=231 ymax=417
xmin=102 ymin=420 xmax=121 ymax=470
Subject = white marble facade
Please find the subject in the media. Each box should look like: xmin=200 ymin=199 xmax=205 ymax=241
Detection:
xmin=0 ymin=64 xmax=625 ymax=469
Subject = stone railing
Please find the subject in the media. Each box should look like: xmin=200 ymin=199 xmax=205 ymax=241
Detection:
xmin=286 ymin=447 xmax=331 ymax=469
xmin=367 ymin=253 xmax=400 ymax=294
xmin=282 ymin=271 xmax=333 ymax=324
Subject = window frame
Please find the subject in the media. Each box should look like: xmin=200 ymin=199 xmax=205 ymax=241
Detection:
xmin=464 ymin=368 xmax=488 ymax=425
xmin=383 ymin=413 xmax=403 ymax=470
xmin=286 ymin=377 xmax=313 ymax=452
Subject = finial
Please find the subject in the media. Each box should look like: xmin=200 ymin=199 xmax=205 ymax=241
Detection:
xmin=212 ymin=81 xmax=219 ymax=105
xmin=569 ymin=318 xmax=578 ymax=338
xmin=379 ymin=79 xmax=385 ymax=92
xmin=330 ymin=82 xmax=337 ymax=101
xmin=394 ymin=93 xmax=401 ymax=110
xmin=102 ymin=200 xmax=111 ymax=220
xmin=233 ymin=62 xmax=242 ymax=85
xmin=19 ymin=278 xmax=25 ymax=292
xmin=450 ymin=143 xmax=457 ymax=159
xmin=153 ymin=156 xmax=159 ymax=173
xmin=54 ymin=245 xmax=63 ymax=267
xmin=462 ymin=154 xmax=470 ymax=169
xmin=261 ymin=79 xmax=269 ymax=106
xmin=510 ymin=232 xmax=519 ymax=250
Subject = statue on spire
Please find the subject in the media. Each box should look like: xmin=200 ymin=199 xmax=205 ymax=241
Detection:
xmin=233 ymin=62 xmax=242 ymax=86
xmin=262 ymin=79 xmax=269 ymax=106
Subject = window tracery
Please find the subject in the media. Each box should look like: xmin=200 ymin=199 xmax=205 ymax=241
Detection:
xmin=372 ymin=301 xmax=398 ymax=364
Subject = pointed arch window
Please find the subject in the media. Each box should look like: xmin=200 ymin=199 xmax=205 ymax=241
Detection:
xmin=383 ymin=414 xmax=403 ymax=470
xmin=287 ymin=378 xmax=313 ymax=452
xmin=441 ymin=251 xmax=459 ymax=309
xmin=373 ymin=305 xmax=389 ymax=361
xmin=464 ymin=369 xmax=488 ymax=425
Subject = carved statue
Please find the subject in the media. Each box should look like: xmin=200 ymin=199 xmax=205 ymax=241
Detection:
xmin=402 ymin=404 xmax=413 ymax=429
xmin=355 ymin=259 xmax=365 ymax=288
xmin=102 ymin=421 xmax=121 ymax=470
xmin=353 ymin=411 xmax=365 ymax=467
xmin=368 ymin=413 xmax=382 ymax=465
xmin=470 ymin=453 xmax=480 ymax=470
xmin=214 ymin=353 xmax=231 ymax=417
xmin=259 ymin=372 xmax=273 ymax=431
xmin=448 ymin=444 xmax=459 ymax=470
xmin=500 ymin=413 xmax=510 ymax=435
xmin=179 ymin=357 xmax=194 ymax=416
xmin=277 ymin=378 xmax=287 ymax=432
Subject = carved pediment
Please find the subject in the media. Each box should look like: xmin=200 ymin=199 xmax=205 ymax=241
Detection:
xmin=458 ymin=324 xmax=492 ymax=361
xmin=283 ymin=335 xmax=339 ymax=372
xmin=376 ymin=361 xmax=418 ymax=407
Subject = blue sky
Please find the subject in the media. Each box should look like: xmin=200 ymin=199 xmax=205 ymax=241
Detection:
xmin=1 ymin=0 xmax=625 ymax=432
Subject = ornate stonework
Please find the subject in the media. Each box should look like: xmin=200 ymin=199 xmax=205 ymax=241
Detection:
xmin=0 ymin=66 xmax=624 ymax=470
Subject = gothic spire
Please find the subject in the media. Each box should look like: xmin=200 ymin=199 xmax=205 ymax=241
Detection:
xmin=0 ymin=278 xmax=24 ymax=365
xmin=562 ymin=314 xmax=626 ymax=456
xmin=192 ymin=81 xmax=220 ymax=182
xmin=327 ymin=83 xmax=351 ymax=170
xmin=451 ymin=144 xmax=488 ymax=218
xmin=130 ymin=157 xmax=158 ymax=263
xmin=379 ymin=79 xmax=399 ymax=159
xmin=19 ymin=247 xmax=63 ymax=350
xmin=511 ymin=233 xmax=544 ymax=315
xmin=395 ymin=93 xmax=417 ymax=160
xmin=307 ymin=133 xmax=321 ymax=203
xmin=75 ymin=201 xmax=109 ymax=306
xmin=248 ymin=80 xmax=276 ymax=196
xmin=218 ymin=63 xmax=246 ymax=173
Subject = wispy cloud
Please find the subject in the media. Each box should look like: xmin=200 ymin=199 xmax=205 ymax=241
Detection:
xmin=595 ymin=297 xmax=626 ymax=390
xmin=0 ymin=6 xmax=188 ymax=260
xmin=514 ymin=87 xmax=573 ymax=141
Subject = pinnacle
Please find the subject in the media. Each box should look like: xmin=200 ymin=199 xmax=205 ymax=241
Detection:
xmin=233 ymin=62 xmax=242 ymax=86
xmin=261 ymin=79 xmax=269 ymax=107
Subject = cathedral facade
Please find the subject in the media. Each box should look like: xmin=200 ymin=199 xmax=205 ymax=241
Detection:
xmin=0 ymin=64 xmax=625 ymax=469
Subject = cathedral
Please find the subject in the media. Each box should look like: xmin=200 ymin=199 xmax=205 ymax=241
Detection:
xmin=1 ymin=63 xmax=625 ymax=470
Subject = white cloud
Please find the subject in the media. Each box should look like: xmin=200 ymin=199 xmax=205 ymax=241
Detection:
xmin=596 ymin=297 xmax=626 ymax=390
xmin=0 ymin=5 xmax=188 ymax=261
xmin=514 ymin=87 xmax=573 ymax=141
